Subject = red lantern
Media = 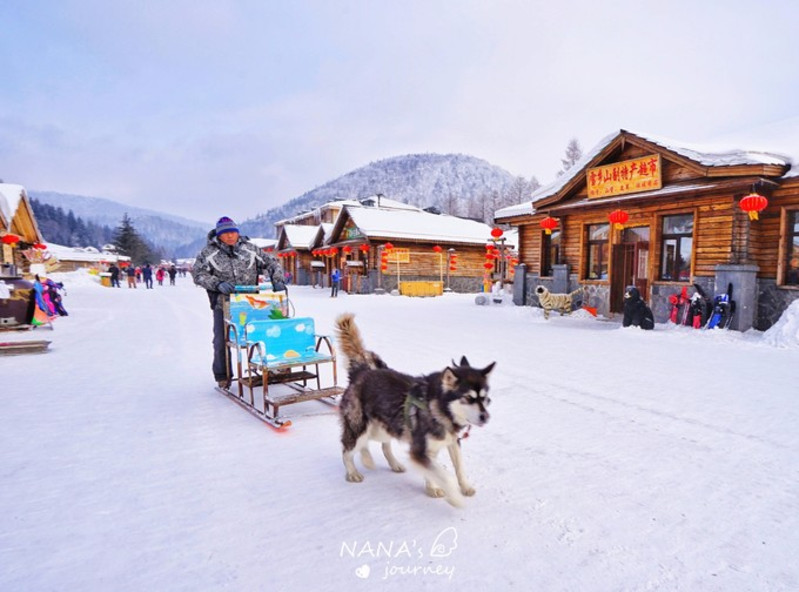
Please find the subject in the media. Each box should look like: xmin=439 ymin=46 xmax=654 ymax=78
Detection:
xmin=483 ymin=262 xmax=494 ymax=270
xmin=540 ymin=216 xmax=558 ymax=235
xmin=343 ymin=245 xmax=352 ymax=254
xmin=1 ymin=233 xmax=21 ymax=245
xmin=380 ymin=264 xmax=388 ymax=272
xmin=432 ymin=245 xmax=442 ymax=253
xmin=383 ymin=242 xmax=394 ymax=251
xmin=490 ymin=227 xmax=504 ymax=239
xmin=608 ymin=209 xmax=629 ymax=230
xmin=33 ymin=242 xmax=47 ymax=250
xmin=740 ymin=192 xmax=768 ymax=221
xmin=359 ymin=244 xmax=369 ymax=252
xmin=449 ymin=266 xmax=457 ymax=272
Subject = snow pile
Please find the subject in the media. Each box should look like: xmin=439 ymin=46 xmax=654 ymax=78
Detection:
xmin=762 ymin=298 xmax=799 ymax=348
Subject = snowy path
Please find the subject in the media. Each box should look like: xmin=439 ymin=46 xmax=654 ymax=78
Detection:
xmin=1 ymin=273 xmax=798 ymax=591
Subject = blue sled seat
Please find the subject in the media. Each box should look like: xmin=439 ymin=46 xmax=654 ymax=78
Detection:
xmin=246 ymin=317 xmax=333 ymax=368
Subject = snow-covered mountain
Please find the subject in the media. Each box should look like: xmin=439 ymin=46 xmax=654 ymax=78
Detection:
xmin=30 ymin=191 xmax=209 ymax=255
xmin=239 ymin=153 xmax=518 ymax=238
xmin=30 ymin=153 xmax=520 ymax=255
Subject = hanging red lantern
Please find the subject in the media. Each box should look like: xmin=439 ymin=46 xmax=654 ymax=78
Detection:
xmin=343 ymin=245 xmax=352 ymax=254
xmin=1 ymin=233 xmax=21 ymax=245
xmin=740 ymin=192 xmax=768 ymax=221
xmin=33 ymin=242 xmax=47 ymax=250
xmin=483 ymin=262 xmax=494 ymax=270
xmin=383 ymin=242 xmax=394 ymax=251
xmin=540 ymin=216 xmax=558 ymax=235
xmin=608 ymin=209 xmax=630 ymax=230
xmin=359 ymin=244 xmax=369 ymax=253
xmin=432 ymin=245 xmax=442 ymax=253
xmin=490 ymin=227 xmax=504 ymax=239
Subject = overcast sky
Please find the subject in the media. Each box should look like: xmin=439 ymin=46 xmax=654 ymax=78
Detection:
xmin=2 ymin=1 xmax=798 ymax=225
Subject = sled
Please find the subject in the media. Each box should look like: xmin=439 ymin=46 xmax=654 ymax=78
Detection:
xmin=219 ymin=288 xmax=343 ymax=428
xmin=0 ymin=340 xmax=51 ymax=355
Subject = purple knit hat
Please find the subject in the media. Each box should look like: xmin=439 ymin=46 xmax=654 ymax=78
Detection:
xmin=215 ymin=216 xmax=239 ymax=237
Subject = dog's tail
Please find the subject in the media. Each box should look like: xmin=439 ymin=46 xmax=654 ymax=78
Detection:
xmin=335 ymin=313 xmax=387 ymax=371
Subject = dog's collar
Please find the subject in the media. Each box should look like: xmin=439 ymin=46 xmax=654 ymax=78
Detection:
xmin=458 ymin=425 xmax=471 ymax=443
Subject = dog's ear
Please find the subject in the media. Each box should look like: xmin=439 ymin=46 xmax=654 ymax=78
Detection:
xmin=481 ymin=361 xmax=496 ymax=376
xmin=441 ymin=367 xmax=459 ymax=392
xmin=459 ymin=355 xmax=470 ymax=367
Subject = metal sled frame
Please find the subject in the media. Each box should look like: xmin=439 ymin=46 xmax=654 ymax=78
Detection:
xmin=220 ymin=300 xmax=343 ymax=428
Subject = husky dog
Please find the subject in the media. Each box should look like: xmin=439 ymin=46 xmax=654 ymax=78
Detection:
xmin=335 ymin=313 xmax=495 ymax=507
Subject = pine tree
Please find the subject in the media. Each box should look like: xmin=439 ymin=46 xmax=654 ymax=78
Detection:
xmin=113 ymin=214 xmax=158 ymax=264
xmin=558 ymin=138 xmax=583 ymax=176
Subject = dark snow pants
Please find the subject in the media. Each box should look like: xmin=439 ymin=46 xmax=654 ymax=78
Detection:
xmin=212 ymin=304 xmax=231 ymax=382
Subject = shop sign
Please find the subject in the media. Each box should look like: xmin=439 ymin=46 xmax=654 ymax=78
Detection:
xmin=386 ymin=248 xmax=410 ymax=263
xmin=587 ymin=154 xmax=662 ymax=199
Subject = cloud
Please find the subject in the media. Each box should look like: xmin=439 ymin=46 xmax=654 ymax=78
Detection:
xmin=1 ymin=1 xmax=798 ymax=222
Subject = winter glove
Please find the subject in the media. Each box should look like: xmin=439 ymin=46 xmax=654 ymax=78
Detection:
xmin=217 ymin=281 xmax=235 ymax=294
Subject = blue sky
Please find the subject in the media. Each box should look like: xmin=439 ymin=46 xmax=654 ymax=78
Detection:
xmin=1 ymin=1 xmax=798 ymax=224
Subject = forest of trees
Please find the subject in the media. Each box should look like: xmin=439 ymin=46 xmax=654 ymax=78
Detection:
xmin=30 ymin=199 xmax=164 ymax=264
xmin=31 ymin=198 xmax=115 ymax=248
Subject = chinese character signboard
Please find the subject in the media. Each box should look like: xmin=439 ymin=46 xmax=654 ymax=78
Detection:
xmin=386 ymin=248 xmax=410 ymax=263
xmin=587 ymin=154 xmax=662 ymax=199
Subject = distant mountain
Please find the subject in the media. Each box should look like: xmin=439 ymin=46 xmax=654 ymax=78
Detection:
xmin=30 ymin=191 xmax=209 ymax=256
xmin=239 ymin=153 xmax=520 ymax=238
xmin=29 ymin=154 xmax=527 ymax=255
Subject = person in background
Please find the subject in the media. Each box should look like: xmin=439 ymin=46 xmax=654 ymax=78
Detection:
xmin=156 ymin=267 xmax=165 ymax=286
xmin=108 ymin=263 xmax=121 ymax=288
xmin=331 ymin=267 xmax=341 ymax=297
xmin=142 ymin=263 xmax=154 ymax=289
xmin=125 ymin=265 xmax=137 ymax=288
xmin=168 ymin=265 xmax=177 ymax=286
xmin=192 ymin=216 xmax=286 ymax=389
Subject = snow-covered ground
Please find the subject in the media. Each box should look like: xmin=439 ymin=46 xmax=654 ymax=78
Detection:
xmin=2 ymin=271 xmax=798 ymax=592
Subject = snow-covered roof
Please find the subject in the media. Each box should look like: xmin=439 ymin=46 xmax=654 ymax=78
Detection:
xmin=278 ymin=195 xmax=422 ymax=225
xmin=345 ymin=207 xmax=494 ymax=245
xmin=0 ymin=183 xmax=27 ymax=227
xmin=281 ymin=224 xmax=319 ymax=250
xmin=495 ymin=129 xmax=795 ymax=220
xmin=634 ymin=131 xmax=792 ymax=168
xmin=47 ymin=243 xmax=130 ymax=263
xmin=250 ymin=238 xmax=278 ymax=249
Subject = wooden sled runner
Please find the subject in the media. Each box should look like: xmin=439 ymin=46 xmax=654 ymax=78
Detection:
xmin=0 ymin=340 xmax=51 ymax=355
xmin=217 ymin=289 xmax=343 ymax=429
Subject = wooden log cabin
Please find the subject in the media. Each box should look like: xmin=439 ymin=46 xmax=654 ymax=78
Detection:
xmin=323 ymin=205 xmax=513 ymax=294
xmin=1 ymin=183 xmax=45 ymax=277
xmin=495 ymin=130 xmax=799 ymax=331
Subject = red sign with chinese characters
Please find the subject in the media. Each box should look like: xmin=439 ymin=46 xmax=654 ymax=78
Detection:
xmin=587 ymin=154 xmax=662 ymax=199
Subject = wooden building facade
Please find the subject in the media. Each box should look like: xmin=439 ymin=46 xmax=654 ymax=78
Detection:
xmin=495 ymin=130 xmax=799 ymax=331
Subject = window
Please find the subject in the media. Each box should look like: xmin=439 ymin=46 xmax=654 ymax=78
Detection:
xmin=786 ymin=211 xmax=799 ymax=286
xmin=541 ymin=230 xmax=561 ymax=276
xmin=660 ymin=213 xmax=693 ymax=281
xmin=585 ymin=223 xmax=609 ymax=280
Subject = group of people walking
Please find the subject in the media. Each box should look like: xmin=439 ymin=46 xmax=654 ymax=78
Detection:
xmin=107 ymin=263 xmax=180 ymax=288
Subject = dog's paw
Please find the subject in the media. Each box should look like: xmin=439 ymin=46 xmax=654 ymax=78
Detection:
xmin=425 ymin=484 xmax=446 ymax=498
xmin=346 ymin=471 xmax=364 ymax=483
xmin=389 ymin=462 xmax=406 ymax=473
xmin=460 ymin=484 xmax=476 ymax=497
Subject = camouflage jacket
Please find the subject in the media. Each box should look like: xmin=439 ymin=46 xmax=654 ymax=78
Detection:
xmin=193 ymin=231 xmax=285 ymax=307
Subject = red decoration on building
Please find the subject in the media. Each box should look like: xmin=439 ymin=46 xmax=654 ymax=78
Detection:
xmin=540 ymin=216 xmax=558 ymax=235
xmin=1 ymin=233 xmax=21 ymax=245
xmin=432 ymin=245 xmax=442 ymax=253
xmin=359 ymin=244 xmax=369 ymax=252
xmin=739 ymin=192 xmax=768 ymax=221
xmin=383 ymin=242 xmax=394 ymax=251
xmin=33 ymin=242 xmax=47 ymax=250
xmin=490 ymin=227 xmax=504 ymax=239
xmin=608 ymin=209 xmax=630 ymax=230
xmin=343 ymin=246 xmax=352 ymax=254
